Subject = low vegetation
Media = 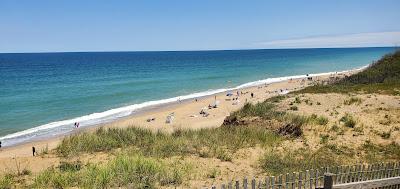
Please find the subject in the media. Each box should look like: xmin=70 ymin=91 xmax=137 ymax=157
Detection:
xmin=33 ymin=154 xmax=191 ymax=188
xmin=0 ymin=174 xmax=14 ymax=189
xmin=296 ymin=50 xmax=400 ymax=95
xmin=340 ymin=114 xmax=356 ymax=128
xmin=57 ymin=124 xmax=281 ymax=158
xmin=260 ymin=140 xmax=400 ymax=175
xmin=343 ymin=97 xmax=362 ymax=105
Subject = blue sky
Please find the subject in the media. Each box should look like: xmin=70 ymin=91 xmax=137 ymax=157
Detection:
xmin=1 ymin=0 xmax=400 ymax=52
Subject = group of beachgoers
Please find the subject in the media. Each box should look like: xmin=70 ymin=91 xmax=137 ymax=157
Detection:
xmin=159 ymin=90 xmax=257 ymax=123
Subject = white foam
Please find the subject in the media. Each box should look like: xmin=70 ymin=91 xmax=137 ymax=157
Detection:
xmin=0 ymin=64 xmax=368 ymax=146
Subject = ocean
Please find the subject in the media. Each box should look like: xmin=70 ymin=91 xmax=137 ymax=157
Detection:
xmin=0 ymin=47 xmax=395 ymax=147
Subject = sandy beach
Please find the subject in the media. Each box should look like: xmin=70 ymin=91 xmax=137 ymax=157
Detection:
xmin=0 ymin=69 xmax=359 ymax=175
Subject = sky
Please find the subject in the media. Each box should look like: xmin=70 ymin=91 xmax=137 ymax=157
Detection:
xmin=0 ymin=0 xmax=400 ymax=53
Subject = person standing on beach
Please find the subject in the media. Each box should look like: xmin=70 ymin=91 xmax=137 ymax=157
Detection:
xmin=251 ymin=93 xmax=254 ymax=98
xmin=32 ymin=146 xmax=36 ymax=156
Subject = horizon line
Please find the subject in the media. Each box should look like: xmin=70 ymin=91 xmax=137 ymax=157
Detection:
xmin=0 ymin=46 xmax=397 ymax=55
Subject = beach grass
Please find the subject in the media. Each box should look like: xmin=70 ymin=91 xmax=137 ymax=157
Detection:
xmin=57 ymin=123 xmax=282 ymax=158
xmin=32 ymin=154 xmax=190 ymax=189
xmin=28 ymin=140 xmax=400 ymax=188
xmin=259 ymin=140 xmax=400 ymax=175
xmin=340 ymin=113 xmax=356 ymax=128
xmin=259 ymin=146 xmax=345 ymax=175
xmin=0 ymin=174 xmax=14 ymax=189
xmin=295 ymin=50 xmax=400 ymax=95
xmin=344 ymin=97 xmax=363 ymax=105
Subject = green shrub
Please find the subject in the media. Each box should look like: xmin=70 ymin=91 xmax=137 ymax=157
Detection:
xmin=21 ymin=169 xmax=31 ymax=176
xmin=216 ymin=149 xmax=233 ymax=162
xmin=316 ymin=116 xmax=329 ymax=125
xmin=59 ymin=161 xmax=82 ymax=172
xmin=0 ymin=174 xmax=14 ymax=189
xmin=320 ymin=134 xmax=329 ymax=144
xmin=378 ymin=130 xmax=391 ymax=139
xmin=207 ymin=168 xmax=219 ymax=179
xmin=268 ymin=95 xmax=285 ymax=103
xmin=294 ymin=97 xmax=301 ymax=104
xmin=344 ymin=97 xmax=362 ymax=105
xmin=308 ymin=114 xmax=328 ymax=125
xmin=330 ymin=124 xmax=340 ymax=132
xmin=340 ymin=114 xmax=356 ymax=128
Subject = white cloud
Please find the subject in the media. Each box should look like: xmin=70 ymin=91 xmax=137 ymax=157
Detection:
xmin=255 ymin=32 xmax=400 ymax=49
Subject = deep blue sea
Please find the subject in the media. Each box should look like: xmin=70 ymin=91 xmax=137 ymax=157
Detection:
xmin=0 ymin=47 xmax=395 ymax=146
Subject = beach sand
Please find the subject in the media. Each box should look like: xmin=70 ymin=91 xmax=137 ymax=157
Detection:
xmin=0 ymin=70 xmax=358 ymax=174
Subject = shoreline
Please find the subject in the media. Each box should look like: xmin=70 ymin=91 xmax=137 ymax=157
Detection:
xmin=0 ymin=66 xmax=364 ymax=157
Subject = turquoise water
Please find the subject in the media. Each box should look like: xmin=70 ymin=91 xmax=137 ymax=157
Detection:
xmin=0 ymin=47 xmax=395 ymax=146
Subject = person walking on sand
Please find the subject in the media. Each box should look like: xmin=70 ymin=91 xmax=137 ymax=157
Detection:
xmin=32 ymin=146 xmax=36 ymax=156
xmin=251 ymin=92 xmax=254 ymax=98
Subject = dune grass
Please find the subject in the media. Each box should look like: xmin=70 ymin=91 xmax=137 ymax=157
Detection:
xmin=296 ymin=50 xmax=400 ymax=95
xmin=58 ymin=99 xmax=314 ymax=158
xmin=259 ymin=146 xmax=347 ymax=175
xmin=340 ymin=113 xmax=356 ymax=128
xmin=32 ymin=154 xmax=190 ymax=189
xmin=0 ymin=174 xmax=14 ymax=189
xmin=344 ymin=97 xmax=363 ymax=105
xmin=229 ymin=101 xmax=311 ymax=137
xmin=361 ymin=140 xmax=400 ymax=163
xmin=57 ymin=124 xmax=282 ymax=158
xmin=260 ymin=140 xmax=400 ymax=175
